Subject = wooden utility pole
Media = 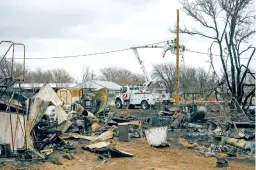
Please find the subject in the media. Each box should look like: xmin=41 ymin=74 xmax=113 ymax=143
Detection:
xmin=175 ymin=9 xmax=180 ymax=104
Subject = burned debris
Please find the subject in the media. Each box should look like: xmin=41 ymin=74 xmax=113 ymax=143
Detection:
xmin=0 ymin=41 xmax=254 ymax=169
xmin=0 ymin=80 xmax=255 ymax=168
xmin=0 ymin=80 xmax=137 ymax=166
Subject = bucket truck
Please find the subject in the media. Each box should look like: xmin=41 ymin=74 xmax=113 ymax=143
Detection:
xmin=115 ymin=41 xmax=177 ymax=110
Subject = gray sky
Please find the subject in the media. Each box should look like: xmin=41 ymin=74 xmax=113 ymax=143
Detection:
xmin=0 ymin=0 xmax=255 ymax=82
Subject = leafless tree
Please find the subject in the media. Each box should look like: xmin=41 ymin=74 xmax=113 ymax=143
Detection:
xmin=197 ymin=68 xmax=210 ymax=93
xmin=117 ymin=69 xmax=136 ymax=85
xmin=25 ymin=68 xmax=74 ymax=83
xmin=131 ymin=73 xmax=144 ymax=85
xmin=50 ymin=68 xmax=74 ymax=83
xmin=100 ymin=67 xmax=144 ymax=85
xmin=171 ymin=0 xmax=256 ymax=109
xmin=152 ymin=63 xmax=176 ymax=94
xmin=100 ymin=67 xmax=120 ymax=83
xmin=180 ymin=66 xmax=198 ymax=93
xmin=0 ymin=57 xmax=76 ymax=84
xmin=153 ymin=63 xmax=216 ymax=96
xmin=0 ymin=57 xmax=26 ymax=79
xmin=82 ymin=66 xmax=96 ymax=82
xmin=25 ymin=68 xmax=51 ymax=83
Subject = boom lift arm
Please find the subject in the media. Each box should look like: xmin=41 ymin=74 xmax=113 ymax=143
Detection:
xmin=132 ymin=48 xmax=153 ymax=89
xmin=131 ymin=41 xmax=180 ymax=91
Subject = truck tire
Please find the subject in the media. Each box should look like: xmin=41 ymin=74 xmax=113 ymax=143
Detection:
xmin=141 ymin=100 xmax=149 ymax=110
xmin=115 ymin=99 xmax=122 ymax=109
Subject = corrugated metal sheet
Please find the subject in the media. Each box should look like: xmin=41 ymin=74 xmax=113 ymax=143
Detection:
xmin=0 ymin=112 xmax=26 ymax=150
xmin=75 ymin=80 xmax=121 ymax=91
xmin=55 ymin=106 xmax=68 ymax=124
xmin=25 ymin=98 xmax=50 ymax=149
xmin=32 ymin=84 xmax=63 ymax=106
xmin=0 ymin=84 xmax=66 ymax=151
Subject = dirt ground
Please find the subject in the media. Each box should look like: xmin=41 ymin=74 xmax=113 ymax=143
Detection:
xmin=0 ymin=107 xmax=254 ymax=170
xmin=36 ymin=139 xmax=254 ymax=170
xmin=0 ymin=139 xmax=254 ymax=170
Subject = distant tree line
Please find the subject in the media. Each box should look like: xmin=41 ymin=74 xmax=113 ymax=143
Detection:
xmin=25 ymin=68 xmax=74 ymax=83
xmin=152 ymin=63 xmax=217 ymax=97
xmin=82 ymin=66 xmax=144 ymax=86
xmin=0 ymin=58 xmax=74 ymax=83
xmin=1 ymin=58 xmax=253 ymax=102
xmin=1 ymin=58 xmax=217 ymax=93
xmin=0 ymin=59 xmax=145 ymax=85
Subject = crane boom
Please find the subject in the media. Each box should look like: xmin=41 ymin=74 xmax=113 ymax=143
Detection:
xmin=132 ymin=48 xmax=153 ymax=89
xmin=131 ymin=41 xmax=185 ymax=91
xmin=131 ymin=41 xmax=177 ymax=90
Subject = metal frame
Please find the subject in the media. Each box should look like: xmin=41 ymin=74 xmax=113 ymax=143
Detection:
xmin=0 ymin=40 xmax=26 ymax=153
xmin=0 ymin=41 xmax=26 ymax=98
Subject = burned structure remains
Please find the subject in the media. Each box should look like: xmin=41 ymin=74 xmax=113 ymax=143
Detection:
xmin=0 ymin=40 xmax=255 ymax=169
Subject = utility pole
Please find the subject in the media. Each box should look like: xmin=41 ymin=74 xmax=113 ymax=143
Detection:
xmin=175 ymin=9 xmax=180 ymax=105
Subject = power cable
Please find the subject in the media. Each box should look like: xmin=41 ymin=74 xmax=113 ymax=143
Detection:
xmin=186 ymin=49 xmax=256 ymax=60
xmin=9 ymin=40 xmax=255 ymax=60
xmin=14 ymin=41 xmax=166 ymax=60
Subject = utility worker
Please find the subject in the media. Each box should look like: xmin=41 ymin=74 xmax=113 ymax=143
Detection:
xmin=171 ymin=38 xmax=186 ymax=53
xmin=171 ymin=38 xmax=177 ymax=44
xmin=171 ymin=38 xmax=177 ymax=48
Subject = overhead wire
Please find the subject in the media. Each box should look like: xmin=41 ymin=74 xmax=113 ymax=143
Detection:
xmin=14 ymin=41 xmax=166 ymax=60
xmin=10 ymin=40 xmax=255 ymax=60
xmin=186 ymin=49 xmax=256 ymax=60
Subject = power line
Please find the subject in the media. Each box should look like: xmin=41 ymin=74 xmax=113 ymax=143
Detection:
xmin=24 ymin=48 xmax=131 ymax=59
xmin=186 ymin=49 xmax=256 ymax=60
xmin=10 ymin=41 xmax=255 ymax=60
xmin=14 ymin=41 xmax=166 ymax=60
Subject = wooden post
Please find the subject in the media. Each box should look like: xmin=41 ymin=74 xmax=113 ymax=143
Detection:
xmin=175 ymin=9 xmax=180 ymax=104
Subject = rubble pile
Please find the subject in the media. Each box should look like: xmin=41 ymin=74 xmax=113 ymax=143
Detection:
xmin=0 ymin=83 xmax=255 ymax=168
xmin=166 ymin=103 xmax=255 ymax=158
xmin=142 ymin=102 xmax=255 ymax=161
xmin=0 ymin=84 xmax=136 ymax=165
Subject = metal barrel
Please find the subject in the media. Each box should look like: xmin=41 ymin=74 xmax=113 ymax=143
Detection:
xmin=118 ymin=123 xmax=129 ymax=142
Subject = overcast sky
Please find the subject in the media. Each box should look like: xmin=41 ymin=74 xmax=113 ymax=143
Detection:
xmin=0 ymin=0 xmax=255 ymax=82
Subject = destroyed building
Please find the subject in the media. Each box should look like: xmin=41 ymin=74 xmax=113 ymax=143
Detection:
xmin=0 ymin=38 xmax=255 ymax=170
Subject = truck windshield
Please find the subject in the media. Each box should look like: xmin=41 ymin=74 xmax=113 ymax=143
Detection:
xmin=121 ymin=87 xmax=127 ymax=93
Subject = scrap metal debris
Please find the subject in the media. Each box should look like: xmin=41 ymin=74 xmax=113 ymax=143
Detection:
xmin=88 ymin=88 xmax=109 ymax=115
xmin=60 ymin=129 xmax=114 ymax=142
xmin=82 ymin=141 xmax=133 ymax=159
xmin=187 ymin=123 xmax=203 ymax=129
xmin=221 ymin=137 xmax=255 ymax=152
xmin=0 ymin=80 xmax=255 ymax=169
xmin=0 ymin=83 xmax=114 ymax=164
